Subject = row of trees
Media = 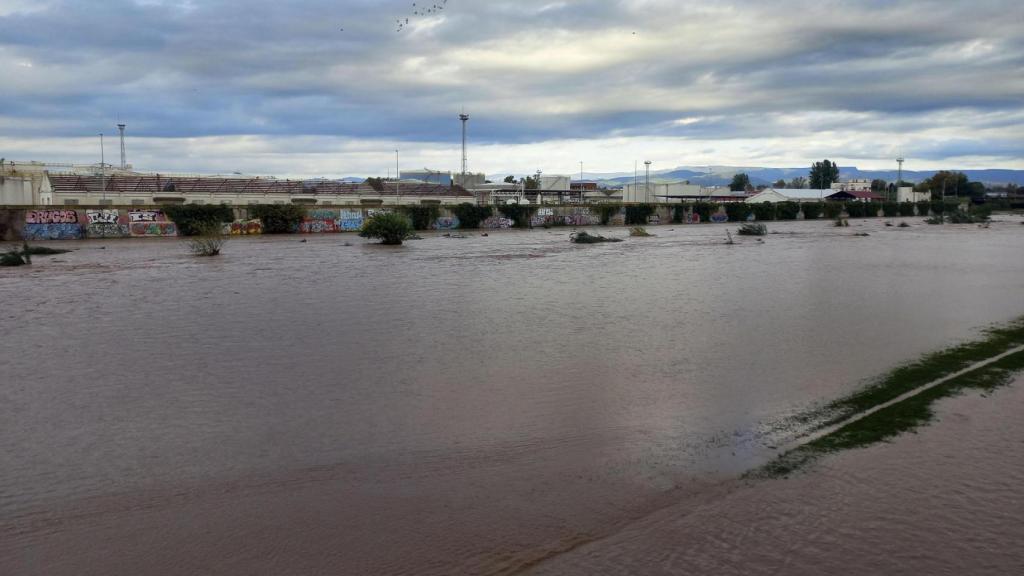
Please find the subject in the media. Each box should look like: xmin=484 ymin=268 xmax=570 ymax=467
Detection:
xmin=728 ymin=162 xmax=992 ymax=202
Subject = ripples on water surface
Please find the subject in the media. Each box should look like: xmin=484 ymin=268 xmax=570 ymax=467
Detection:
xmin=2 ymin=217 xmax=1024 ymax=574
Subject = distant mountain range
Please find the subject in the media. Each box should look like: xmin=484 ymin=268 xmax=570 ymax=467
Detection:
xmin=583 ymin=166 xmax=1024 ymax=188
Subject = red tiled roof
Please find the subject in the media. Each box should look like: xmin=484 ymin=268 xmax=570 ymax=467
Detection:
xmin=48 ymin=175 xmax=474 ymax=197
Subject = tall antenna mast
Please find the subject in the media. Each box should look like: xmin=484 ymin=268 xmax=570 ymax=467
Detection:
xmin=117 ymin=123 xmax=127 ymax=170
xmin=459 ymin=111 xmax=470 ymax=181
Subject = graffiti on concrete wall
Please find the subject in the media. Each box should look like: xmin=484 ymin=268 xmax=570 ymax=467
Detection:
xmin=131 ymin=222 xmax=178 ymax=236
xmin=433 ymin=216 xmax=460 ymax=230
xmin=530 ymin=207 xmax=557 ymax=227
xmin=26 ymin=210 xmax=78 ymax=224
xmin=482 ymin=216 xmax=514 ymax=229
xmin=23 ymin=210 xmax=83 ymax=239
xmin=223 ymin=219 xmax=263 ymax=235
xmin=128 ymin=210 xmax=162 ymax=223
xmin=23 ymin=223 xmax=83 ymax=240
xmin=298 ymin=209 xmax=336 ymax=234
xmin=127 ymin=210 xmax=176 ymax=236
xmin=366 ymin=209 xmax=391 ymax=218
xmin=85 ymin=209 xmax=130 ymax=238
xmin=338 ymin=210 xmax=364 ymax=231
xmin=563 ymin=207 xmax=598 ymax=226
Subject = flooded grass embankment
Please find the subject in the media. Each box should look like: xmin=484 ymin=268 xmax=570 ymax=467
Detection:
xmin=758 ymin=316 xmax=1024 ymax=477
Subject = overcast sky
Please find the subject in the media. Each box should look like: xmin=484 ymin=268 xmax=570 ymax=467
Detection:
xmin=2 ymin=0 xmax=1022 ymax=177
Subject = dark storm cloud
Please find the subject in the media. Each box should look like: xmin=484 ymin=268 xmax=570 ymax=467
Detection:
xmin=1 ymin=0 xmax=1022 ymax=164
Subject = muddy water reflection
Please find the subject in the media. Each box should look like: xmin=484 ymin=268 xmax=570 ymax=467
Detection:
xmin=2 ymin=217 xmax=1024 ymax=574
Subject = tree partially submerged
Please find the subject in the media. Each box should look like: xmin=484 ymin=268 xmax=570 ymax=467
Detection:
xmin=571 ymin=231 xmax=622 ymax=243
xmin=188 ymin=222 xmax=227 ymax=256
xmin=360 ymin=212 xmax=413 ymax=245
xmin=737 ymin=222 xmax=768 ymax=236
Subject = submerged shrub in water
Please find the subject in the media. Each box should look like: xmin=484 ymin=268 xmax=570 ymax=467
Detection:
xmin=629 ymin=226 xmax=652 ymax=237
xmin=360 ymin=212 xmax=413 ymax=245
xmin=571 ymin=231 xmax=623 ymax=243
xmin=188 ymin=223 xmax=227 ymax=256
xmin=737 ymin=223 xmax=768 ymax=236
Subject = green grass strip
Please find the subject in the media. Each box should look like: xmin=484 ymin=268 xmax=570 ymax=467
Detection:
xmin=755 ymin=349 xmax=1024 ymax=478
xmin=795 ymin=318 xmax=1024 ymax=431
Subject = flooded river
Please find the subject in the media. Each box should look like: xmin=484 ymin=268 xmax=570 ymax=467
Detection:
xmin=3 ymin=216 xmax=1024 ymax=574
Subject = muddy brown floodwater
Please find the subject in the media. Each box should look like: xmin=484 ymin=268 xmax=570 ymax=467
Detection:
xmin=2 ymin=216 xmax=1024 ymax=575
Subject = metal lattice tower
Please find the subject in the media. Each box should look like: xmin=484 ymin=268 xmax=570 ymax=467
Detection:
xmin=117 ymin=123 xmax=127 ymax=169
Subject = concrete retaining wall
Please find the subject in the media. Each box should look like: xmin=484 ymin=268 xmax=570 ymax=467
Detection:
xmin=0 ymin=204 xmax=686 ymax=241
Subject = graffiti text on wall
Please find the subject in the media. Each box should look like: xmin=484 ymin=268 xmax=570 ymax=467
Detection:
xmin=23 ymin=224 xmax=83 ymax=240
xmin=85 ymin=209 xmax=130 ymax=238
xmin=129 ymin=210 xmax=163 ymax=223
xmin=26 ymin=210 xmax=78 ymax=224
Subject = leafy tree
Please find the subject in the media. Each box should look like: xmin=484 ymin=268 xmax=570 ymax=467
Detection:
xmin=729 ymin=173 xmax=751 ymax=192
xmin=402 ymin=205 xmax=440 ymax=230
xmin=774 ymin=179 xmax=786 ymax=188
xmin=250 ymin=204 xmax=306 ymax=234
xmin=450 ymin=203 xmax=493 ymax=229
xmin=364 ymin=177 xmax=385 ymax=191
xmin=915 ymin=171 xmax=969 ymax=198
xmin=871 ymin=179 xmax=888 ymax=192
xmin=524 ymin=176 xmax=540 ymax=190
xmin=503 ymin=175 xmax=516 ymax=184
xmin=359 ymin=212 xmax=413 ymax=245
xmin=809 ymin=160 xmax=840 ymax=189
xmin=162 ymin=204 xmax=234 ymax=236
xmin=788 ymin=176 xmax=807 ymax=189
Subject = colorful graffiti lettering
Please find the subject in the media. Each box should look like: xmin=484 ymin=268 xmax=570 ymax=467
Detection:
xmin=26 ymin=210 xmax=78 ymax=224
xmin=563 ymin=208 xmax=598 ymax=226
xmin=84 ymin=209 xmax=129 ymax=238
xmin=308 ymin=209 xmax=337 ymax=220
xmin=223 ymin=219 xmax=263 ymax=235
xmin=710 ymin=213 xmax=729 ymax=223
xmin=299 ymin=219 xmax=339 ymax=234
xmin=128 ymin=210 xmax=163 ymax=223
xmin=86 ymin=223 xmax=130 ymax=238
xmin=366 ymin=209 xmax=391 ymax=218
xmin=130 ymin=222 xmax=177 ymax=237
xmin=338 ymin=210 xmax=364 ymax=231
xmin=648 ymin=215 xmax=662 ymax=225
xmin=482 ymin=216 xmax=514 ymax=229
xmin=433 ymin=216 xmax=460 ymax=230
xmin=86 ymin=209 xmax=120 ymax=225
xmin=22 ymin=223 xmax=83 ymax=240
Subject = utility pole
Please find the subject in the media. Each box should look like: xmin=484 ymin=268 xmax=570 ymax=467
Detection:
xmin=99 ymin=133 xmax=106 ymax=203
xmin=633 ymin=160 xmax=638 ymax=202
xmin=896 ymin=155 xmax=904 ymax=203
xmin=117 ymin=123 xmax=127 ymax=170
xmin=644 ymin=160 xmax=652 ymax=204
xmin=459 ymin=112 xmax=469 ymax=180
xmin=579 ymin=161 xmax=584 ymax=204
xmin=395 ymin=149 xmax=400 ymax=204
xmin=535 ymin=170 xmax=542 ymax=204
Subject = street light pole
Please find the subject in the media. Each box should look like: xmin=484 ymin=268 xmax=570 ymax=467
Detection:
xmin=99 ymin=133 xmax=106 ymax=203
xmin=395 ymin=149 xmax=400 ymax=204
xmin=579 ymin=161 xmax=584 ymax=204
xmin=644 ymin=160 xmax=652 ymax=204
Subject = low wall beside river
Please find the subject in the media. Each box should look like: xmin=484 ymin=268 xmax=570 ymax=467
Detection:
xmin=0 ymin=204 xmax=687 ymax=241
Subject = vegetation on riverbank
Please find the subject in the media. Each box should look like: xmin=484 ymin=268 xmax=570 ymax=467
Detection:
xmin=754 ymin=317 xmax=1024 ymax=477
xmin=1 ymin=241 xmax=71 ymax=266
